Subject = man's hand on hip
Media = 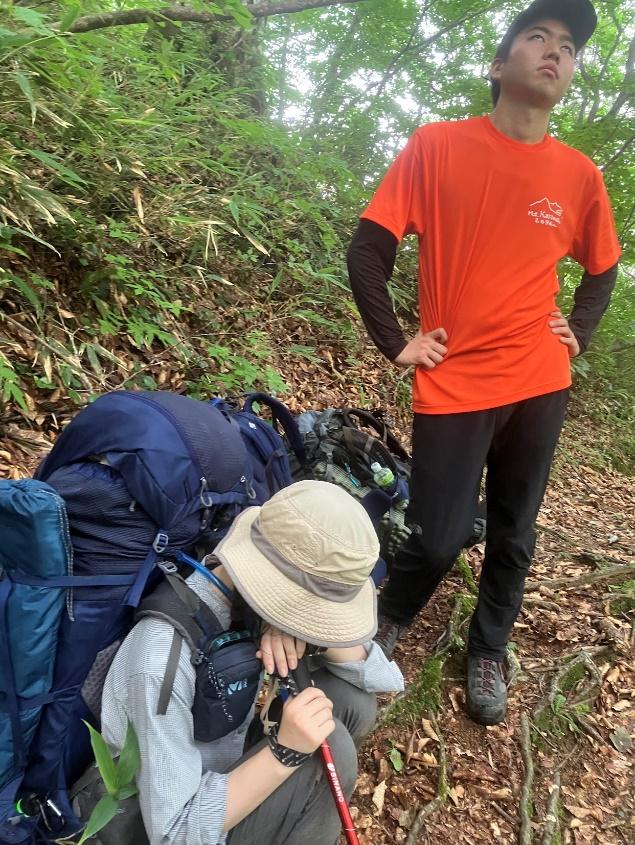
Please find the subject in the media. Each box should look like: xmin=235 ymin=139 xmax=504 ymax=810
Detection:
xmin=394 ymin=328 xmax=448 ymax=369
xmin=548 ymin=311 xmax=580 ymax=358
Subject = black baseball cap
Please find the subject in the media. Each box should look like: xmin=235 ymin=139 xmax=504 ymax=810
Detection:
xmin=490 ymin=0 xmax=597 ymax=104
xmin=496 ymin=0 xmax=597 ymax=58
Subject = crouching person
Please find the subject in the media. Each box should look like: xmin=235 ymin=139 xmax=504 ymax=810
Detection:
xmin=96 ymin=480 xmax=404 ymax=845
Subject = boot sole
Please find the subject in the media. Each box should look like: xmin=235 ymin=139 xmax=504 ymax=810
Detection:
xmin=466 ymin=704 xmax=506 ymax=726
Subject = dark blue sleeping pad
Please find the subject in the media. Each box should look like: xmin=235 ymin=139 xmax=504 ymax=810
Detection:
xmin=0 ymin=390 xmax=251 ymax=845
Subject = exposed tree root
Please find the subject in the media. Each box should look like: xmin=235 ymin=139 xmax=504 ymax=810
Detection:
xmin=596 ymin=617 xmax=630 ymax=654
xmin=525 ymin=563 xmax=635 ymax=592
xmin=540 ymin=770 xmax=561 ymax=845
xmin=523 ymin=596 xmax=562 ymax=611
xmin=519 ymin=712 xmax=535 ymax=845
xmin=405 ymin=713 xmax=448 ymax=845
xmin=492 ymin=801 xmax=516 ymax=827
xmin=380 ymin=592 xmax=475 ymax=726
xmin=506 ymin=644 xmax=524 ymax=687
xmin=546 ymin=650 xmax=601 ymax=711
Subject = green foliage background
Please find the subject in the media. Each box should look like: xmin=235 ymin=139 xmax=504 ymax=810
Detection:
xmin=0 ymin=0 xmax=633 ymax=436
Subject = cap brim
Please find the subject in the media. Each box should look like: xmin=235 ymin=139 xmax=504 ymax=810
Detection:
xmin=499 ymin=0 xmax=598 ymax=51
xmin=215 ymin=507 xmax=378 ymax=648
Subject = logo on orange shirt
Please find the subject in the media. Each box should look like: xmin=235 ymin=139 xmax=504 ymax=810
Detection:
xmin=528 ymin=197 xmax=563 ymax=228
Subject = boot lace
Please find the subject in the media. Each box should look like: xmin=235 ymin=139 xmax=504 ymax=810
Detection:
xmin=477 ymin=658 xmax=500 ymax=696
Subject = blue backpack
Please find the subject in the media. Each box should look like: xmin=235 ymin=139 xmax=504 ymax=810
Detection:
xmin=0 ymin=390 xmax=251 ymax=845
xmin=210 ymin=392 xmax=306 ymax=505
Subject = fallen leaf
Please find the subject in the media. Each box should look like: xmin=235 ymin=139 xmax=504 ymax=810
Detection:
xmin=378 ymin=756 xmax=390 ymax=783
xmin=372 ymin=780 xmax=387 ymax=816
xmin=490 ymin=787 xmax=513 ymax=800
xmin=132 ymin=186 xmax=144 ymax=222
xmin=565 ymin=806 xmax=592 ymax=820
xmin=421 ymin=718 xmax=439 ymax=741
xmin=389 ymin=747 xmax=403 ymax=773
xmin=610 ymin=727 xmax=632 ymax=753
xmin=405 ymin=730 xmax=418 ymax=766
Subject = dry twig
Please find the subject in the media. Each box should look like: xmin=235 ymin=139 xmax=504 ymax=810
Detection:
xmin=519 ymin=712 xmax=534 ymax=845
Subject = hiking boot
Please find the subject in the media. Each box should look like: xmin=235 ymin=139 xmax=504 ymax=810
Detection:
xmin=374 ymin=614 xmax=407 ymax=659
xmin=466 ymin=655 xmax=507 ymax=725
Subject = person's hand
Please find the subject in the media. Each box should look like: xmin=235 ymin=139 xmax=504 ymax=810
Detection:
xmin=394 ymin=328 xmax=448 ymax=369
xmin=277 ymin=687 xmax=335 ymax=754
xmin=548 ymin=310 xmax=580 ymax=358
xmin=257 ymin=625 xmax=307 ymax=677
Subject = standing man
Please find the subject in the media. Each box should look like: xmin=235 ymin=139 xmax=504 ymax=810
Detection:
xmin=347 ymin=0 xmax=621 ymax=725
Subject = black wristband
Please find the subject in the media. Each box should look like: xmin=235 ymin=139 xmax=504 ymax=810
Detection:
xmin=267 ymin=724 xmax=311 ymax=768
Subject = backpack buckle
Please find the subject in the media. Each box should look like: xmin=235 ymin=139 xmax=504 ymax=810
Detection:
xmin=153 ymin=532 xmax=169 ymax=553
xmin=159 ymin=561 xmax=178 ymax=575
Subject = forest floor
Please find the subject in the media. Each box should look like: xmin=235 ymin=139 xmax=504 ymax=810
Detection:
xmin=1 ymin=352 xmax=633 ymax=845
xmin=347 ymin=412 xmax=635 ymax=845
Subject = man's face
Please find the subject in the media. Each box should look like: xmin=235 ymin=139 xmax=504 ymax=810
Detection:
xmin=491 ymin=18 xmax=576 ymax=108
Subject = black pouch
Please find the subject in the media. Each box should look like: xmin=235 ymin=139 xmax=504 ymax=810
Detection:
xmin=191 ymin=631 xmax=261 ymax=742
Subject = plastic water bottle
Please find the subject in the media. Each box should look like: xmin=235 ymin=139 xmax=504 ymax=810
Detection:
xmin=370 ymin=461 xmax=395 ymax=489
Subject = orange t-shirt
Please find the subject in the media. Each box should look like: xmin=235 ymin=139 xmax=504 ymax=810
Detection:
xmin=362 ymin=116 xmax=621 ymax=414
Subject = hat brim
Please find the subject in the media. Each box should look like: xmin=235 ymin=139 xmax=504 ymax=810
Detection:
xmin=215 ymin=507 xmax=378 ymax=648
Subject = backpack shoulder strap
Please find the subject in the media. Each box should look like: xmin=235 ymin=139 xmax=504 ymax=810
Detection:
xmin=243 ymin=393 xmax=306 ymax=466
xmin=135 ymin=574 xmax=225 ymax=715
xmin=340 ymin=408 xmax=410 ymax=462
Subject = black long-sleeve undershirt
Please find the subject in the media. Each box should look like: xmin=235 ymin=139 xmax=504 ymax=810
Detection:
xmin=347 ymin=218 xmax=618 ymax=360
xmin=347 ymin=220 xmax=403 ymax=361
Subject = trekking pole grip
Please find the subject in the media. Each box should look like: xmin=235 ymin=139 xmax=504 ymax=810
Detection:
xmin=290 ymin=658 xmax=360 ymax=845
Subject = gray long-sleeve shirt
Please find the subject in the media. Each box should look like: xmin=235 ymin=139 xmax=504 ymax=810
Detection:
xmin=101 ymin=571 xmax=404 ymax=845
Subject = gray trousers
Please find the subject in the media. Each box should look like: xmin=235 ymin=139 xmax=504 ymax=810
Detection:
xmin=227 ymin=669 xmax=377 ymax=845
xmin=71 ymin=671 xmax=375 ymax=845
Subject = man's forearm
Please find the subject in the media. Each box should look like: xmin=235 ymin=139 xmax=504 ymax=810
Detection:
xmin=347 ymin=219 xmax=406 ymax=361
xmin=568 ymin=263 xmax=619 ymax=354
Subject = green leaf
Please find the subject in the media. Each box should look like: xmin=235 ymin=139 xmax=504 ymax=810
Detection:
xmin=2 ymin=227 xmax=59 ymax=255
xmin=115 ymin=722 xmax=140 ymax=788
xmin=76 ymin=794 xmax=119 ymax=845
xmin=116 ymin=784 xmax=139 ymax=801
xmin=223 ymin=1 xmax=253 ymax=29
xmin=3 ymin=381 xmax=29 ymax=413
xmin=389 ymin=747 xmax=403 ymax=773
xmin=552 ymin=694 xmax=567 ymax=715
xmin=84 ymin=722 xmax=118 ymax=796
xmin=59 ymin=6 xmax=81 ymax=32
xmin=8 ymin=275 xmax=42 ymax=315
xmin=11 ymin=7 xmax=47 ymax=29
xmin=15 ymin=71 xmax=36 ymax=123
xmin=27 ymin=149 xmax=86 ymax=188
xmin=85 ymin=345 xmax=104 ymax=378
xmin=0 ymin=242 xmax=28 ymax=258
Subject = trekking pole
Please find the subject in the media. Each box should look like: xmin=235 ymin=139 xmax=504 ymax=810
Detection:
xmin=290 ymin=659 xmax=360 ymax=845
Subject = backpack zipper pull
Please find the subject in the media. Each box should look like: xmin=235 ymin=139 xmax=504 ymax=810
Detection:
xmin=200 ymin=477 xmax=214 ymax=508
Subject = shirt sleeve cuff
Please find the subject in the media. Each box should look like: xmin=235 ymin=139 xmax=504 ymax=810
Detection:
xmin=320 ymin=642 xmax=405 ymax=693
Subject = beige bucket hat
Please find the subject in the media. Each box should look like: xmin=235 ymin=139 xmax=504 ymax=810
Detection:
xmin=214 ymin=480 xmax=380 ymax=648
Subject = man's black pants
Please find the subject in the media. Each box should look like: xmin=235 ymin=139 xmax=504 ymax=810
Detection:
xmin=378 ymin=389 xmax=569 ymax=660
